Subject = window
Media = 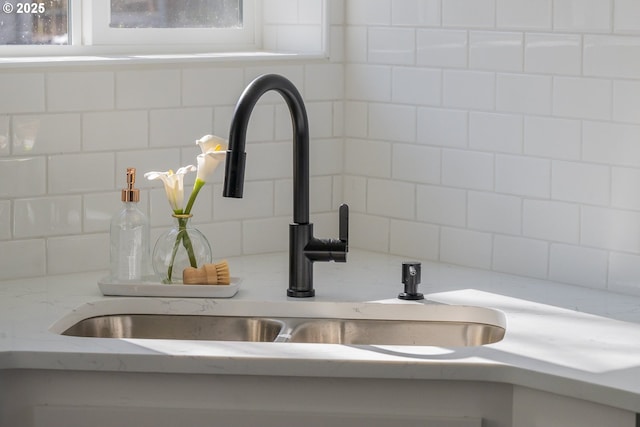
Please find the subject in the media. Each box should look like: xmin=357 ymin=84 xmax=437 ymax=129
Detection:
xmin=0 ymin=0 xmax=258 ymax=52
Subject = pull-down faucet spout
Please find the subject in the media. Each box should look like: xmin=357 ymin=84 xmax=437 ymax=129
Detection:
xmin=223 ymin=74 xmax=349 ymax=298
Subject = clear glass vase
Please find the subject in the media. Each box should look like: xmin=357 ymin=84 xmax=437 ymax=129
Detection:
xmin=152 ymin=214 xmax=212 ymax=284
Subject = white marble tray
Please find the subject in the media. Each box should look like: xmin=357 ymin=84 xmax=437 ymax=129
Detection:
xmin=97 ymin=277 xmax=240 ymax=298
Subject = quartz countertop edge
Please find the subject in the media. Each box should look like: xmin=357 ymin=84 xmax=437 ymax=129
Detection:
xmin=2 ymin=250 xmax=640 ymax=413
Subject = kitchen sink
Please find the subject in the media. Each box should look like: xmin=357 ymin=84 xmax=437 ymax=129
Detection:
xmin=57 ymin=301 xmax=506 ymax=347
xmin=61 ymin=314 xmax=284 ymax=342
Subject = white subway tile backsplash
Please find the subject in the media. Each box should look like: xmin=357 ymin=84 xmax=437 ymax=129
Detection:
xmin=549 ymin=243 xmax=608 ymax=289
xmin=84 ymin=192 xmax=121 ymax=233
xmin=390 ymin=219 xmax=439 ymax=261
xmin=345 ymin=64 xmax=392 ymax=102
xmin=345 ymin=102 xmax=368 ymax=138
xmin=271 ymin=25 xmax=324 ymax=53
xmin=469 ymin=32 xmax=523 ymax=72
xmin=584 ymin=35 xmax=640 ymax=79
xmin=243 ymin=142 xmax=291 ymax=181
xmin=369 ymin=104 xmax=416 ymax=143
xmin=614 ymin=0 xmax=640 ymax=33
xmin=0 ymin=116 xmax=7 ymax=157
xmin=47 ymin=234 xmax=109 ymax=274
xmin=305 ymin=65 xmax=344 ymax=101
xmin=392 ymin=144 xmax=441 ymax=184
xmin=613 ymin=80 xmax=640 ymax=124
xmin=0 ymin=157 xmax=46 ymax=197
xmin=392 ymin=67 xmax=441 ymax=106
xmin=263 ymin=0 xmax=298 ymax=24
xmin=492 ymin=235 xmax=548 ymax=279
xmin=116 ymin=69 xmax=181 ymax=109
xmin=149 ymin=108 xmax=213 ymax=148
xmin=350 ymin=212 xmax=390 ymax=252
xmin=0 ymin=200 xmax=10 ymax=239
xmin=523 ymin=199 xmax=580 ymax=244
xmin=581 ymin=206 xmax=640 ymax=253
xmin=392 ymin=0 xmax=441 ymax=27
xmin=368 ymin=27 xmax=415 ymax=65
xmin=213 ymin=181 xmax=274 ymax=220
xmin=47 ymin=72 xmax=114 ymax=112
xmin=13 ymin=114 xmax=81 ymax=155
xmin=345 ymin=26 xmax=368 ymax=63
xmin=495 ymin=154 xmax=550 ymax=198
xmin=443 ymin=70 xmax=495 ymax=110
xmin=553 ymin=0 xmax=612 ymax=33
xmin=553 ymin=77 xmax=612 ymax=120
xmin=83 ymin=111 xmax=148 ymax=152
xmin=524 ymin=116 xmax=581 ymax=160
xmin=496 ymin=73 xmax=552 ymax=115
xmin=13 ymin=196 xmax=82 ymax=238
xmin=346 ymin=0 xmax=391 ymax=25
xmin=551 ymin=160 xmax=610 ymax=206
xmin=197 ymin=221 xmax=243 ymax=259
xmin=612 ymin=167 xmax=640 ymax=210
xmin=468 ymin=191 xmax=521 ymax=235
xmin=582 ymin=121 xmax=640 ymax=167
xmin=442 ymin=0 xmax=496 ymax=29
xmin=417 ymin=107 xmax=468 ymax=147
xmin=524 ymin=33 xmax=582 ymax=76
xmin=417 ymin=29 xmax=468 ymax=68
xmin=469 ymin=112 xmax=523 ymax=153
xmin=496 ymin=0 xmax=552 ymax=30
xmin=0 ymin=239 xmax=46 ymax=279
xmin=608 ymin=252 xmax=640 ymax=295
xmin=343 ymin=175 xmax=367 ymax=213
xmin=49 ymin=153 xmax=115 ymax=194
xmin=310 ymin=138 xmax=343 ymax=176
xmin=442 ymin=149 xmax=494 ymax=190
xmin=367 ymin=178 xmax=415 ymax=220
xmin=0 ymin=73 xmax=44 ymax=114
xmin=417 ymin=184 xmax=466 ymax=226
xmin=440 ymin=227 xmax=492 ymax=269
xmin=182 ymin=68 xmax=245 ymax=107
xmin=345 ymin=138 xmax=391 ymax=178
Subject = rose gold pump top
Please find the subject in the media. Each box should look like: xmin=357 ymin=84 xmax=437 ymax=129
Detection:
xmin=121 ymin=167 xmax=140 ymax=203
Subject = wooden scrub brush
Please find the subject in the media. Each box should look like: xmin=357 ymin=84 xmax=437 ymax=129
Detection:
xmin=182 ymin=260 xmax=230 ymax=285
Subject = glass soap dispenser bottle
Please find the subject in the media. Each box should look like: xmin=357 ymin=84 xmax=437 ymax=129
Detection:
xmin=110 ymin=167 xmax=151 ymax=282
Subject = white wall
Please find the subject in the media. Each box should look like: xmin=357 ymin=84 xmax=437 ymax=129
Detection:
xmin=4 ymin=0 xmax=640 ymax=297
xmin=344 ymin=0 xmax=640 ymax=295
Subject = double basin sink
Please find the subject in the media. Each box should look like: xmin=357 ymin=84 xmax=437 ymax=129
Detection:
xmin=54 ymin=300 xmax=506 ymax=347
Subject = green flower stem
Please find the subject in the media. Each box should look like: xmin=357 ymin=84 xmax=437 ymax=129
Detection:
xmin=184 ymin=178 xmax=205 ymax=215
xmin=166 ymin=213 xmax=197 ymax=283
xmin=165 ymin=179 xmax=206 ymax=283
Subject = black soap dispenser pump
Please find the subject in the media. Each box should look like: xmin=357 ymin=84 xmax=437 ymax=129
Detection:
xmin=398 ymin=262 xmax=424 ymax=300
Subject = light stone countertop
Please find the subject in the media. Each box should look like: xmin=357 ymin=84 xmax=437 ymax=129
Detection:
xmin=2 ymin=250 xmax=640 ymax=412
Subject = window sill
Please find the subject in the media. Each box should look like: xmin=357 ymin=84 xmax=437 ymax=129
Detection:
xmin=0 ymin=50 xmax=327 ymax=68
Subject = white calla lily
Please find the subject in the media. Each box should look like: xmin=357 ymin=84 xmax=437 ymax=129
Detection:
xmin=195 ymin=134 xmax=227 ymax=182
xmin=144 ymin=165 xmax=196 ymax=213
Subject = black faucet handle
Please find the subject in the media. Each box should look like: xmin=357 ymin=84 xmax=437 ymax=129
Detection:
xmin=339 ymin=204 xmax=349 ymax=244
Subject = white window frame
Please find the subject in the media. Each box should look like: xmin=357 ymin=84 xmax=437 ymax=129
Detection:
xmin=82 ymin=0 xmax=259 ymax=50
xmin=0 ymin=0 xmax=261 ymax=57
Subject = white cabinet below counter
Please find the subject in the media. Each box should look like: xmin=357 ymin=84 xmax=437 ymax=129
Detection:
xmin=1 ymin=369 xmax=636 ymax=427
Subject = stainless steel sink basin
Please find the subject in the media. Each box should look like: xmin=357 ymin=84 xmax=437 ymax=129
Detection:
xmin=59 ymin=302 xmax=506 ymax=347
xmin=287 ymin=318 xmax=503 ymax=346
xmin=61 ymin=314 xmax=284 ymax=342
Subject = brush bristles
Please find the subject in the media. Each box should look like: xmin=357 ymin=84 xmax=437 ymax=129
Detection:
xmin=182 ymin=260 xmax=231 ymax=285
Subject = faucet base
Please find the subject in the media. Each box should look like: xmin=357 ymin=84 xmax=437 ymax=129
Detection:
xmin=287 ymin=288 xmax=315 ymax=298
